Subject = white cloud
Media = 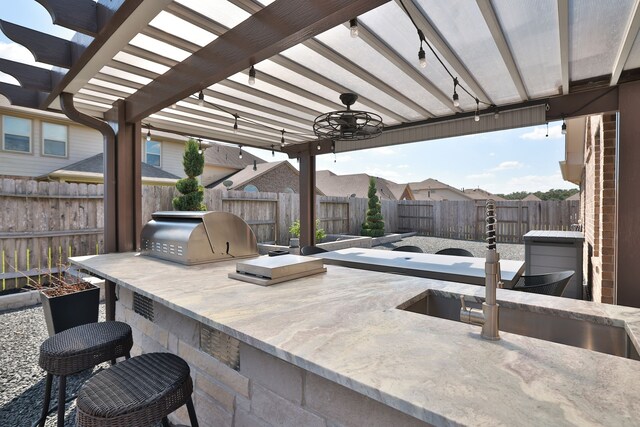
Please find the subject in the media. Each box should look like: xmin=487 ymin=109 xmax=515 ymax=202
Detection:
xmin=521 ymin=124 xmax=563 ymax=140
xmin=489 ymin=152 xmax=495 ymax=157
xmin=397 ymin=164 xmax=410 ymax=169
xmin=490 ymin=161 xmax=524 ymax=171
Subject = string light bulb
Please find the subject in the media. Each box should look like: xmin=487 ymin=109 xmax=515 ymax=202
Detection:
xmin=280 ymin=129 xmax=286 ymax=147
xmin=331 ymin=140 xmax=336 ymax=163
xmin=546 ymin=122 xmax=549 ymax=138
xmin=474 ymin=98 xmax=480 ymax=122
xmin=253 ymin=160 xmax=257 ymax=171
xmin=349 ymin=18 xmax=359 ymax=38
xmin=317 ymin=142 xmax=321 ymax=151
xmin=494 ymin=108 xmax=500 ymax=120
xmin=197 ymin=138 xmax=203 ymax=155
xmin=171 ymin=103 xmax=177 ymax=109
xmin=233 ymin=114 xmax=238 ymax=134
xmin=248 ymin=66 xmax=256 ymax=86
xmin=561 ymin=119 xmax=567 ymax=135
xmin=271 ymin=144 xmax=275 ymax=157
xmin=418 ymin=46 xmax=427 ymax=68
xmin=198 ymin=90 xmax=204 ymax=106
xmin=238 ymin=145 xmax=243 ymax=159
xmin=146 ymin=125 xmax=151 ymax=142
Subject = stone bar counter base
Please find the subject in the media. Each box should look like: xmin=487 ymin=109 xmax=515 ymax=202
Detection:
xmin=118 ymin=287 xmax=431 ymax=427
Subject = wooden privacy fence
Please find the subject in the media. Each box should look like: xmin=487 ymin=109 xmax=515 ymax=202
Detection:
xmin=398 ymin=200 xmax=580 ymax=243
xmin=1 ymin=178 xmax=578 ymax=290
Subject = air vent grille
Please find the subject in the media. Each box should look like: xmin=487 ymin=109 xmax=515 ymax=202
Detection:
xmin=200 ymin=324 xmax=240 ymax=371
xmin=133 ymin=292 xmax=154 ymax=321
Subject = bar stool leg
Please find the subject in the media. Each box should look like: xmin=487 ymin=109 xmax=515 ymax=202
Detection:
xmin=56 ymin=375 xmax=66 ymax=427
xmin=161 ymin=417 xmax=170 ymax=427
xmin=38 ymin=373 xmax=53 ymax=427
xmin=186 ymin=397 xmax=199 ymax=427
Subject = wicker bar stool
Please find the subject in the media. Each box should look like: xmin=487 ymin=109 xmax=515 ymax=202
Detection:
xmin=38 ymin=321 xmax=133 ymax=427
xmin=76 ymin=352 xmax=199 ymax=427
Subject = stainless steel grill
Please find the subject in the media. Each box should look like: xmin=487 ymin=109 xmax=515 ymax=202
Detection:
xmin=141 ymin=211 xmax=258 ymax=265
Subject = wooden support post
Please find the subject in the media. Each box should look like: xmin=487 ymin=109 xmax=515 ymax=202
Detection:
xmin=616 ymin=81 xmax=640 ymax=308
xmin=298 ymin=149 xmax=316 ymax=248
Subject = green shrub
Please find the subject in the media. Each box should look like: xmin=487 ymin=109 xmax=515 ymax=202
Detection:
xmin=361 ymin=177 xmax=385 ymax=237
xmin=289 ymin=219 xmax=326 ymax=242
xmin=172 ymin=138 xmax=206 ymax=211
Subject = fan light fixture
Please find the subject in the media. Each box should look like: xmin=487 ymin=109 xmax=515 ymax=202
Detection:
xmin=313 ymin=93 xmax=383 ymax=141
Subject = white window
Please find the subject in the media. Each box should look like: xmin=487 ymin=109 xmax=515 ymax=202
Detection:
xmin=243 ymin=184 xmax=258 ymax=192
xmin=42 ymin=122 xmax=68 ymax=157
xmin=145 ymin=140 xmax=161 ymax=167
xmin=3 ymin=116 xmax=31 ymax=153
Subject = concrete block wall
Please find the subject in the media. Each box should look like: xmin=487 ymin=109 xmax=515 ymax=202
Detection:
xmin=116 ymin=287 xmax=432 ymax=427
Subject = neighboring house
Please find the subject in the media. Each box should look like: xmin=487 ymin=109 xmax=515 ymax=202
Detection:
xmin=41 ymin=153 xmax=180 ymax=186
xmin=566 ymin=192 xmax=580 ymax=201
xmin=382 ymin=179 xmax=414 ymax=201
xmin=211 ymin=160 xmax=322 ymax=194
xmin=462 ymin=188 xmax=506 ymax=202
xmin=316 ymin=170 xmax=397 ymax=199
xmin=521 ymin=193 xmax=542 ymax=201
xmin=0 ymin=100 xmax=265 ymax=184
xmin=202 ymin=143 xmax=265 ymax=187
xmin=408 ymin=178 xmax=470 ymax=201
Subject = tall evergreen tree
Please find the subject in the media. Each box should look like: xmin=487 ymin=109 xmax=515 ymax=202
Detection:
xmin=361 ymin=177 xmax=385 ymax=237
xmin=172 ymin=138 xmax=206 ymax=211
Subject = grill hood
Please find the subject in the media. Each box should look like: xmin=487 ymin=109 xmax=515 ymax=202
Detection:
xmin=141 ymin=211 xmax=258 ymax=265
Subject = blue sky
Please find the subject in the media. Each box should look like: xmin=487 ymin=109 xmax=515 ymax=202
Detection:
xmin=0 ymin=3 xmax=576 ymax=195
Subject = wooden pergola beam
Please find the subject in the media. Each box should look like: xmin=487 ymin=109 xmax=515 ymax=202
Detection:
xmin=0 ymin=21 xmax=73 ymax=68
xmin=35 ymin=0 xmax=99 ymax=36
xmin=122 ymin=0 xmax=390 ymax=123
xmin=0 ymin=59 xmax=53 ymax=92
xmin=0 ymin=83 xmax=47 ymax=108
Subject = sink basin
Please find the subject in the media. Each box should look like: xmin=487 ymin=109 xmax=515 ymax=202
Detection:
xmin=400 ymin=290 xmax=640 ymax=360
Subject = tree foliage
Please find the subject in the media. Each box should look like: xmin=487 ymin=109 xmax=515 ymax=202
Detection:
xmin=497 ymin=188 xmax=579 ymax=201
xmin=172 ymin=138 xmax=206 ymax=211
xmin=361 ymin=177 xmax=385 ymax=237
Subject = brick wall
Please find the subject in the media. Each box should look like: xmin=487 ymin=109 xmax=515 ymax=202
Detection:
xmin=246 ymin=165 xmax=299 ymax=194
xmin=581 ymin=114 xmax=616 ymax=304
xmin=116 ymin=288 xmax=432 ymax=427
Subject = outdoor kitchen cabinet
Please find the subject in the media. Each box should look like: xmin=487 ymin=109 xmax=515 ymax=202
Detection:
xmin=524 ymin=230 xmax=585 ymax=299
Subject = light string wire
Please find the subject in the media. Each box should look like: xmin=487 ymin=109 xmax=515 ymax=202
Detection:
xmin=396 ymin=0 xmax=496 ymax=110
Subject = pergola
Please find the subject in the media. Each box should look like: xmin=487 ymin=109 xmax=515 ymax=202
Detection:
xmin=2 ymin=0 xmax=640 ymax=311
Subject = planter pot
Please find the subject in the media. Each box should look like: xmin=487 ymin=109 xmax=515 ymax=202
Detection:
xmin=40 ymin=284 xmax=100 ymax=336
xmin=289 ymin=238 xmax=300 ymax=248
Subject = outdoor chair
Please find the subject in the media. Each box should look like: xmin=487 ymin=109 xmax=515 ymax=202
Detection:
xmin=301 ymin=245 xmax=328 ymax=256
xmin=512 ymin=270 xmax=575 ymax=297
xmin=392 ymin=245 xmax=424 ymax=253
xmin=435 ymin=248 xmax=474 ymax=257
xmin=37 ymin=321 xmax=133 ymax=427
xmin=76 ymin=352 xmax=199 ymax=427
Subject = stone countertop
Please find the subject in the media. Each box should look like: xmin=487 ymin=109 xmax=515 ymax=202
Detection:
xmin=71 ymin=253 xmax=640 ymax=427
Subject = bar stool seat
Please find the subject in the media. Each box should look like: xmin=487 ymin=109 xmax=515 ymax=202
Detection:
xmin=38 ymin=321 xmax=133 ymax=427
xmin=76 ymin=352 xmax=199 ymax=427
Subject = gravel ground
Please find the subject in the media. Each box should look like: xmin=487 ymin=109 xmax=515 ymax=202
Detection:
xmin=0 ymin=305 xmax=106 ymax=427
xmin=376 ymin=235 xmax=525 ymax=260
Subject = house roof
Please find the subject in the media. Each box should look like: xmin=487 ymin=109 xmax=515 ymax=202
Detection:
xmin=204 ymin=143 xmax=265 ymax=170
xmin=463 ymin=188 xmax=506 ymax=201
xmin=522 ymin=193 xmax=542 ymax=201
xmin=408 ymin=178 xmax=470 ymax=199
xmin=211 ymin=160 xmax=303 ymax=191
xmin=383 ymin=181 xmax=411 ymax=200
xmin=316 ymin=170 xmax=397 ymax=199
xmin=47 ymin=153 xmax=180 ymax=181
xmin=566 ymin=193 xmax=580 ymax=201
